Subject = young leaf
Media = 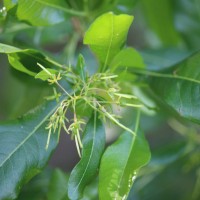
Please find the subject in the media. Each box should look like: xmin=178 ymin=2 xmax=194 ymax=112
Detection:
xmin=0 ymin=98 xmax=63 ymax=200
xmin=149 ymin=51 xmax=200 ymax=124
xmin=84 ymin=12 xmax=133 ymax=71
xmin=68 ymin=113 xmax=105 ymax=200
xmin=35 ymin=68 xmax=58 ymax=81
xmin=0 ymin=43 xmax=58 ymax=76
xmin=110 ymin=47 xmax=145 ymax=71
xmin=99 ymin=130 xmax=151 ymax=200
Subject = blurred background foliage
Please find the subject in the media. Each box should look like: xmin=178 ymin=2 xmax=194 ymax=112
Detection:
xmin=0 ymin=0 xmax=200 ymax=199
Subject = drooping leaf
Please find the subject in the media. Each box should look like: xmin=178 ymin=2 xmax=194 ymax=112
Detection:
xmin=99 ymin=130 xmax=151 ymax=200
xmin=149 ymin=51 xmax=200 ymax=124
xmin=110 ymin=47 xmax=145 ymax=71
xmin=0 ymin=43 xmax=58 ymax=76
xmin=0 ymin=98 xmax=63 ymax=200
xmin=68 ymin=113 xmax=105 ymax=200
xmin=84 ymin=12 xmax=133 ymax=70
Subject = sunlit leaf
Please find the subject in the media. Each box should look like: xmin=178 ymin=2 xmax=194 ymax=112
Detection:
xmin=35 ymin=68 xmax=58 ymax=81
xmin=84 ymin=12 xmax=133 ymax=71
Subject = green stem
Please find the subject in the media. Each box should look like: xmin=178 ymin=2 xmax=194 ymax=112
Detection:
xmin=56 ymin=81 xmax=73 ymax=99
xmin=86 ymin=100 xmax=136 ymax=136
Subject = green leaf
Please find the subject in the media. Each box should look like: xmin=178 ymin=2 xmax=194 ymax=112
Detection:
xmin=129 ymin=145 xmax=197 ymax=200
xmin=16 ymin=0 xmax=68 ymax=26
xmin=35 ymin=68 xmax=58 ymax=81
xmin=3 ymin=0 xmax=17 ymax=11
xmin=0 ymin=43 xmax=21 ymax=53
xmin=68 ymin=113 xmax=105 ymax=200
xmin=17 ymin=168 xmax=53 ymax=200
xmin=47 ymin=169 xmax=69 ymax=200
xmin=139 ymin=0 xmax=181 ymax=46
xmin=0 ymin=99 xmax=62 ymax=200
xmin=84 ymin=12 xmax=133 ymax=71
xmin=0 ymin=43 xmax=58 ymax=76
xmin=99 ymin=130 xmax=151 ymax=200
xmin=4 ymin=0 xmax=84 ymax=26
xmin=149 ymin=51 xmax=200 ymax=124
xmin=110 ymin=47 xmax=145 ymax=71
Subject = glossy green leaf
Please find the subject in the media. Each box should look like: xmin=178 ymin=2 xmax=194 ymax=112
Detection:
xmin=99 ymin=130 xmax=151 ymax=200
xmin=0 ymin=98 xmax=62 ymax=200
xmin=0 ymin=43 xmax=57 ymax=76
xmin=149 ymin=51 xmax=200 ymax=124
xmin=68 ymin=113 xmax=105 ymax=200
xmin=110 ymin=47 xmax=145 ymax=71
xmin=84 ymin=12 xmax=133 ymax=70
xmin=47 ymin=169 xmax=69 ymax=200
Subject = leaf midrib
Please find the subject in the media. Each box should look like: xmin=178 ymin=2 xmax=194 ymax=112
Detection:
xmin=114 ymin=134 xmax=136 ymax=199
xmin=71 ymin=112 xmax=97 ymax=196
xmin=0 ymin=103 xmax=59 ymax=168
xmin=102 ymin=14 xmax=114 ymax=72
xmin=114 ymin=111 xmax=141 ymax=198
